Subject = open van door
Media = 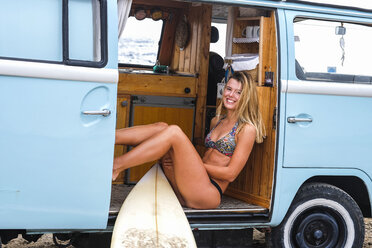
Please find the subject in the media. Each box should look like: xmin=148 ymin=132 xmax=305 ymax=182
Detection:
xmin=0 ymin=0 xmax=118 ymax=229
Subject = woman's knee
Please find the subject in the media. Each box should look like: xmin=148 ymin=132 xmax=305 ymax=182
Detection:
xmin=153 ymin=122 xmax=168 ymax=131
xmin=167 ymin=125 xmax=183 ymax=135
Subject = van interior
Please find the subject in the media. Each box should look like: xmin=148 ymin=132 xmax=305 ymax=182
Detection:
xmin=111 ymin=0 xmax=278 ymax=223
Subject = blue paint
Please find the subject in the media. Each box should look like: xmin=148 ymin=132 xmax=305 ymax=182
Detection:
xmin=0 ymin=0 xmax=117 ymax=230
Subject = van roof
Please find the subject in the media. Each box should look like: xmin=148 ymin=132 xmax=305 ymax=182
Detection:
xmin=198 ymin=0 xmax=372 ymax=18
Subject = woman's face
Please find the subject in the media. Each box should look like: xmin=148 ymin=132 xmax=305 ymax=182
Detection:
xmin=223 ymin=78 xmax=242 ymax=111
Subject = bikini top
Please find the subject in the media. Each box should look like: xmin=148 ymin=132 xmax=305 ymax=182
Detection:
xmin=205 ymin=118 xmax=239 ymax=157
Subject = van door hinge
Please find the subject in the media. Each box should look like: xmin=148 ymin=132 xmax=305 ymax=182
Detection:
xmin=272 ymin=107 xmax=277 ymax=130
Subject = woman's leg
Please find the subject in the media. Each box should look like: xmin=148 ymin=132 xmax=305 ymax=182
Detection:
xmin=160 ymin=151 xmax=186 ymax=206
xmin=115 ymin=122 xmax=168 ymax=146
xmin=113 ymin=125 xmax=221 ymax=209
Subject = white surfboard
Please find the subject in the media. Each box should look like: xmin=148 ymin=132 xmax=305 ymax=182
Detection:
xmin=111 ymin=164 xmax=197 ymax=248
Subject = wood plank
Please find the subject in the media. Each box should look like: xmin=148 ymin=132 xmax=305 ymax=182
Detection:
xmin=190 ymin=7 xmax=199 ymax=74
xmin=225 ymin=187 xmax=270 ymax=209
xmin=259 ymin=16 xmax=272 ymax=85
xmin=258 ymin=88 xmax=275 ymax=197
xmin=183 ymin=8 xmax=195 ymax=73
xmin=158 ymin=9 xmax=179 ymax=65
xmin=133 ymin=0 xmax=189 ymax=9
xmin=113 ymin=95 xmax=131 ymax=184
xmin=269 ymin=12 xmax=278 ymax=87
xmin=225 ymin=86 xmax=276 ymax=208
xmin=193 ymin=4 xmax=212 ymax=148
xmin=118 ymin=73 xmax=197 ymax=97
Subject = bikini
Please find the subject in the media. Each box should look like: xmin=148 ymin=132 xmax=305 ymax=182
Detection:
xmin=205 ymin=118 xmax=239 ymax=199
xmin=205 ymin=118 xmax=238 ymax=157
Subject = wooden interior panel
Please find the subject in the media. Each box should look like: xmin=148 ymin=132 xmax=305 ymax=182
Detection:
xmin=232 ymin=17 xmax=260 ymax=55
xmin=118 ymin=73 xmax=197 ymax=97
xmin=193 ymin=5 xmax=212 ymax=150
xmin=113 ymin=95 xmax=131 ymax=184
xmin=259 ymin=12 xmax=277 ymax=86
xmin=170 ymin=4 xmax=211 ymax=75
xmin=133 ymin=0 xmax=189 ymax=9
xmin=225 ymin=86 xmax=277 ymax=208
xmin=224 ymin=10 xmax=277 ymax=208
xmin=127 ymin=106 xmax=194 ymax=183
xmin=158 ymin=9 xmax=180 ymax=65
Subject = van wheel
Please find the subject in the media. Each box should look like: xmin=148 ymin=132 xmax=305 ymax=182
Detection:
xmin=266 ymin=182 xmax=364 ymax=248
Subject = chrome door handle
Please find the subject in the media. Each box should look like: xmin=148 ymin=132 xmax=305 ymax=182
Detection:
xmin=82 ymin=109 xmax=111 ymax=117
xmin=287 ymin=117 xmax=312 ymax=123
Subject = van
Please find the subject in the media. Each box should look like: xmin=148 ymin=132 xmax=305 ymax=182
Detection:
xmin=0 ymin=0 xmax=371 ymax=247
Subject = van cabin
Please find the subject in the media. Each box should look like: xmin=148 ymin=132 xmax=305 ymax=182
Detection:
xmin=112 ymin=0 xmax=278 ymax=215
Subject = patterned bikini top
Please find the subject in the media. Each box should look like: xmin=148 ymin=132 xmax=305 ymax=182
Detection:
xmin=205 ymin=118 xmax=239 ymax=157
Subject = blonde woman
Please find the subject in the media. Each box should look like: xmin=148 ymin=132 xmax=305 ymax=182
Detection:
xmin=113 ymin=71 xmax=265 ymax=209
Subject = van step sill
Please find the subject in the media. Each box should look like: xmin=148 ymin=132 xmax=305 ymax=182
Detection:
xmin=110 ymin=184 xmax=268 ymax=216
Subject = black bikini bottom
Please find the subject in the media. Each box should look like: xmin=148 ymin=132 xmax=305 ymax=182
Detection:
xmin=210 ymin=178 xmax=223 ymax=199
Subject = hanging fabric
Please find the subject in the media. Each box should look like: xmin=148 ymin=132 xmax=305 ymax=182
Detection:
xmin=225 ymin=7 xmax=235 ymax=57
xmin=118 ymin=0 xmax=133 ymax=38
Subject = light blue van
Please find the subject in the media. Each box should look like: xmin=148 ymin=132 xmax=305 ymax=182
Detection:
xmin=1 ymin=0 xmax=371 ymax=247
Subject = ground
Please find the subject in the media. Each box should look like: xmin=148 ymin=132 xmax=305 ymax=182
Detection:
xmin=3 ymin=218 xmax=372 ymax=247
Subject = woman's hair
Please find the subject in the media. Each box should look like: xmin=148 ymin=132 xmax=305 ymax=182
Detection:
xmin=216 ymin=71 xmax=265 ymax=143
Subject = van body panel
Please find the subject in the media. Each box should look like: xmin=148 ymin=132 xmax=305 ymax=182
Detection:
xmin=0 ymin=77 xmax=117 ymax=229
xmin=267 ymin=7 xmax=372 ymax=226
xmin=269 ymin=168 xmax=372 ymax=226
xmin=0 ymin=0 xmax=118 ymax=229
xmin=284 ymin=92 xmax=372 ymax=170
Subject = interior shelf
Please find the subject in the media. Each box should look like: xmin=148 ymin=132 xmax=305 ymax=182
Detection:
xmin=233 ymin=37 xmax=259 ymax=43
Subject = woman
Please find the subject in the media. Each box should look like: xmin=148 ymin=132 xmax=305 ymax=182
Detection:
xmin=113 ymin=71 xmax=265 ymax=209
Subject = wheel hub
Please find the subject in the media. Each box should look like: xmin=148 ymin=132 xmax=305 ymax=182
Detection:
xmin=294 ymin=212 xmax=339 ymax=248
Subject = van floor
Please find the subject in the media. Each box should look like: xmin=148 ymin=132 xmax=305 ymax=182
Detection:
xmin=110 ymin=184 xmax=267 ymax=216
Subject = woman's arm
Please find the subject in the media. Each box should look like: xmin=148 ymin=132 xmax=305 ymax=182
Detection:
xmin=204 ymin=124 xmax=256 ymax=182
xmin=209 ymin=116 xmax=218 ymax=130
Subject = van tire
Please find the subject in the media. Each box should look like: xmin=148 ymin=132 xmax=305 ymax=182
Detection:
xmin=266 ymin=182 xmax=364 ymax=248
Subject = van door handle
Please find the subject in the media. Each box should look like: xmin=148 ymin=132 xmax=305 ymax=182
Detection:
xmin=82 ymin=109 xmax=111 ymax=117
xmin=287 ymin=116 xmax=312 ymax=123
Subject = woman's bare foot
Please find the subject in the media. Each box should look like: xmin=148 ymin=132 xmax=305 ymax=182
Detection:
xmin=112 ymin=169 xmax=120 ymax=181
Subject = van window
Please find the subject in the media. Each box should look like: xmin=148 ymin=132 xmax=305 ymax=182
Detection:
xmin=118 ymin=17 xmax=164 ymax=66
xmin=0 ymin=0 xmax=107 ymax=67
xmin=210 ymin=22 xmax=227 ymax=58
xmin=294 ymin=18 xmax=372 ymax=84
xmin=0 ymin=0 xmax=62 ymax=61
xmin=69 ymin=0 xmax=100 ymax=62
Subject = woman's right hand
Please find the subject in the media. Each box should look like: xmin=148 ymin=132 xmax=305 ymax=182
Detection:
xmin=160 ymin=152 xmax=173 ymax=167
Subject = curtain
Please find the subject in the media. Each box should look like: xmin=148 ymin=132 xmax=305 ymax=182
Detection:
xmin=118 ymin=0 xmax=133 ymax=38
xmin=225 ymin=7 xmax=235 ymax=57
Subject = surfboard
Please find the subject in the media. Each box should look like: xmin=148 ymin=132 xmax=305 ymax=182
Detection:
xmin=111 ymin=163 xmax=197 ymax=248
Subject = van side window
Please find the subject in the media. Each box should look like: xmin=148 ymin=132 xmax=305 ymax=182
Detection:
xmin=118 ymin=17 xmax=164 ymax=66
xmin=69 ymin=0 xmax=101 ymax=62
xmin=294 ymin=18 xmax=372 ymax=84
xmin=0 ymin=0 xmax=62 ymax=61
xmin=0 ymin=0 xmax=107 ymax=67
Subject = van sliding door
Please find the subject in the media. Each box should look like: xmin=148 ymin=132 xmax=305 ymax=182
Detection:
xmin=282 ymin=10 xmax=372 ymax=173
xmin=0 ymin=0 xmax=117 ymax=229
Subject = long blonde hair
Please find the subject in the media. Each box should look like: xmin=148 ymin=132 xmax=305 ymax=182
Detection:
xmin=216 ymin=71 xmax=265 ymax=143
